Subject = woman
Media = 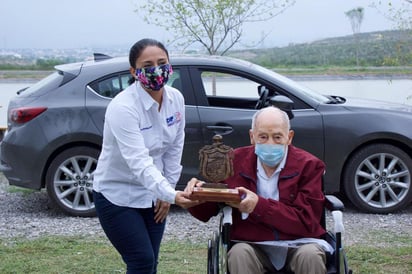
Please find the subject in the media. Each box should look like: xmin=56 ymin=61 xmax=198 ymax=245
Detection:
xmin=93 ymin=38 xmax=196 ymax=273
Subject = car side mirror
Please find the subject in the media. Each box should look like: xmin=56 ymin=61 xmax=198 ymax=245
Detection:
xmin=269 ymin=95 xmax=294 ymax=120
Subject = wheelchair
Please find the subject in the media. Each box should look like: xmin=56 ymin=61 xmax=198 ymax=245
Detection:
xmin=207 ymin=195 xmax=352 ymax=274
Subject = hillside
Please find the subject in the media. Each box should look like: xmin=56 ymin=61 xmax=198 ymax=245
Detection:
xmin=229 ymin=29 xmax=412 ymax=69
xmin=1 ymin=30 xmax=411 ymax=77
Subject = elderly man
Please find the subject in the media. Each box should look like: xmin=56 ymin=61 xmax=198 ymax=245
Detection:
xmin=187 ymin=106 xmax=330 ymax=274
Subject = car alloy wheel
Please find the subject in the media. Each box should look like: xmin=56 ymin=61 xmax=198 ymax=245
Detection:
xmin=46 ymin=146 xmax=100 ymax=217
xmin=344 ymin=144 xmax=412 ymax=214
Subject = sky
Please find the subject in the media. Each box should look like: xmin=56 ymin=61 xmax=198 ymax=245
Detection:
xmin=0 ymin=0 xmax=403 ymax=51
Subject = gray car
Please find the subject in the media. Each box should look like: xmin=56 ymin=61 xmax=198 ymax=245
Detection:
xmin=1 ymin=54 xmax=412 ymax=217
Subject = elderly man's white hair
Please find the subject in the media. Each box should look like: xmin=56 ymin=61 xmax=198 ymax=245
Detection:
xmin=251 ymin=106 xmax=290 ymax=131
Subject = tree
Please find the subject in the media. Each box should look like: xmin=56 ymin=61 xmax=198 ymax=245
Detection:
xmin=135 ymin=0 xmax=295 ymax=55
xmin=371 ymin=1 xmax=412 ymax=66
xmin=371 ymin=1 xmax=411 ymax=102
xmin=345 ymin=7 xmax=364 ymax=67
xmin=372 ymin=0 xmax=411 ymax=30
xmin=345 ymin=7 xmax=364 ymax=35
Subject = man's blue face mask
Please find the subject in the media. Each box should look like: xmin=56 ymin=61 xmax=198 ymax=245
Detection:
xmin=255 ymin=143 xmax=285 ymax=167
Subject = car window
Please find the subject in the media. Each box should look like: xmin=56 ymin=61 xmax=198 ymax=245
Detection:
xmin=120 ymin=74 xmax=131 ymax=90
xmin=18 ymin=71 xmax=64 ymax=96
xmin=89 ymin=69 xmax=181 ymax=99
xmin=100 ymin=77 xmax=121 ymax=98
xmin=202 ymin=72 xmax=259 ymax=98
xmin=168 ymin=69 xmax=182 ymax=91
xmin=200 ymin=71 xmax=261 ymax=109
xmin=198 ymin=69 xmax=314 ymax=110
xmin=89 ymin=73 xmax=130 ymax=98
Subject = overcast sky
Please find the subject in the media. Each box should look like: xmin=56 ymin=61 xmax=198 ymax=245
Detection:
xmin=0 ymin=0 xmax=401 ymax=50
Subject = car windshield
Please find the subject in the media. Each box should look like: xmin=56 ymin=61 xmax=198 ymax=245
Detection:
xmin=18 ymin=71 xmax=64 ymax=96
xmin=252 ymin=64 xmax=331 ymax=103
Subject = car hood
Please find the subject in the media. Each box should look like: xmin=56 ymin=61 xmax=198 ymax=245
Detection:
xmin=337 ymin=96 xmax=412 ymax=113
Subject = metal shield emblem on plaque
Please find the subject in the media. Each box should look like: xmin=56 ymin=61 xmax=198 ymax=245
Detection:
xmin=199 ymin=135 xmax=234 ymax=183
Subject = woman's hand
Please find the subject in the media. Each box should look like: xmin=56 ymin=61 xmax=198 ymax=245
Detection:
xmin=175 ymin=191 xmax=204 ymax=209
xmin=175 ymin=178 xmax=207 ymax=209
xmin=154 ymin=200 xmax=170 ymax=223
xmin=184 ymin=177 xmax=205 ymax=193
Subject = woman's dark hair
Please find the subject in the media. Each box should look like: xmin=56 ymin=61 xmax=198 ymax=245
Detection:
xmin=128 ymin=38 xmax=169 ymax=85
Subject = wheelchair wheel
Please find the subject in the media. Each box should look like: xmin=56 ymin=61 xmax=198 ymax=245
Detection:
xmin=325 ymin=231 xmax=352 ymax=274
xmin=207 ymin=232 xmax=219 ymax=274
xmin=219 ymin=229 xmax=229 ymax=274
xmin=207 ymin=230 xmax=230 ymax=274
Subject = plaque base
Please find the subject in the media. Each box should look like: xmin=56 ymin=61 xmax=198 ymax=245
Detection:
xmin=190 ymin=186 xmax=241 ymax=203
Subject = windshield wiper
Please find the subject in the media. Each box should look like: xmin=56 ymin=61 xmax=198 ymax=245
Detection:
xmin=16 ymin=87 xmax=29 ymax=95
xmin=326 ymin=95 xmax=346 ymax=104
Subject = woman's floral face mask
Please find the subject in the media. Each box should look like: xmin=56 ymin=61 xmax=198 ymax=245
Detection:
xmin=136 ymin=63 xmax=173 ymax=91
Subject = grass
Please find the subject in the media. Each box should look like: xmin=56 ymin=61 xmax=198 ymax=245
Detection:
xmin=6 ymin=185 xmax=37 ymax=195
xmin=344 ymin=231 xmax=412 ymax=273
xmin=0 ymin=236 xmax=206 ymax=274
xmin=1 ymin=236 xmax=411 ymax=274
xmin=346 ymin=245 xmax=412 ymax=274
xmin=0 ymin=70 xmax=52 ymax=81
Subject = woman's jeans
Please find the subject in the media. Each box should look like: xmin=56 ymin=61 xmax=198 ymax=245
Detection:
xmin=93 ymin=191 xmax=166 ymax=274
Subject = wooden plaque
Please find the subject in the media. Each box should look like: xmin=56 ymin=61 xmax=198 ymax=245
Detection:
xmin=190 ymin=187 xmax=241 ymax=203
xmin=198 ymin=135 xmax=234 ymax=182
xmin=189 ymin=135 xmax=241 ymax=203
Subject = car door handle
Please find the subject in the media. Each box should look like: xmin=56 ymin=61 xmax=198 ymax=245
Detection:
xmin=206 ymin=125 xmax=233 ymax=135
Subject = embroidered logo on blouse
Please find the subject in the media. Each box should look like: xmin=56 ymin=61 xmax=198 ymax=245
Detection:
xmin=166 ymin=112 xmax=182 ymax=127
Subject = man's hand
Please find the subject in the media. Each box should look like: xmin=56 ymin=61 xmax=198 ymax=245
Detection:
xmin=227 ymin=187 xmax=258 ymax=214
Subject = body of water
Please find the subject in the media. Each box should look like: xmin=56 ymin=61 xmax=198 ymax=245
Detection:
xmin=0 ymin=83 xmax=30 ymax=129
xmin=299 ymin=79 xmax=412 ymax=105
xmin=0 ymin=79 xmax=411 ymax=127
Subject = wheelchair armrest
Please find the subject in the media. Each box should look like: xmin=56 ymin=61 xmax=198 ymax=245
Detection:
xmin=325 ymin=195 xmax=345 ymax=211
xmin=325 ymin=195 xmax=345 ymax=234
xmin=222 ymin=206 xmax=233 ymax=225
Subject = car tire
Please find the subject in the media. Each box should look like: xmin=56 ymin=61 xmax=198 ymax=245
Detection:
xmin=46 ymin=146 xmax=100 ymax=217
xmin=343 ymin=143 xmax=412 ymax=214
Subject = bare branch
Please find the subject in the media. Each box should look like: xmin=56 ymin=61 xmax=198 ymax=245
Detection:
xmin=135 ymin=0 xmax=295 ymax=55
xmin=370 ymin=0 xmax=411 ymax=30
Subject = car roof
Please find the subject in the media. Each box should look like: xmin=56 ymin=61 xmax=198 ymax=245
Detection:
xmin=55 ymin=54 xmax=258 ymax=75
xmin=54 ymin=53 xmax=323 ymax=106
